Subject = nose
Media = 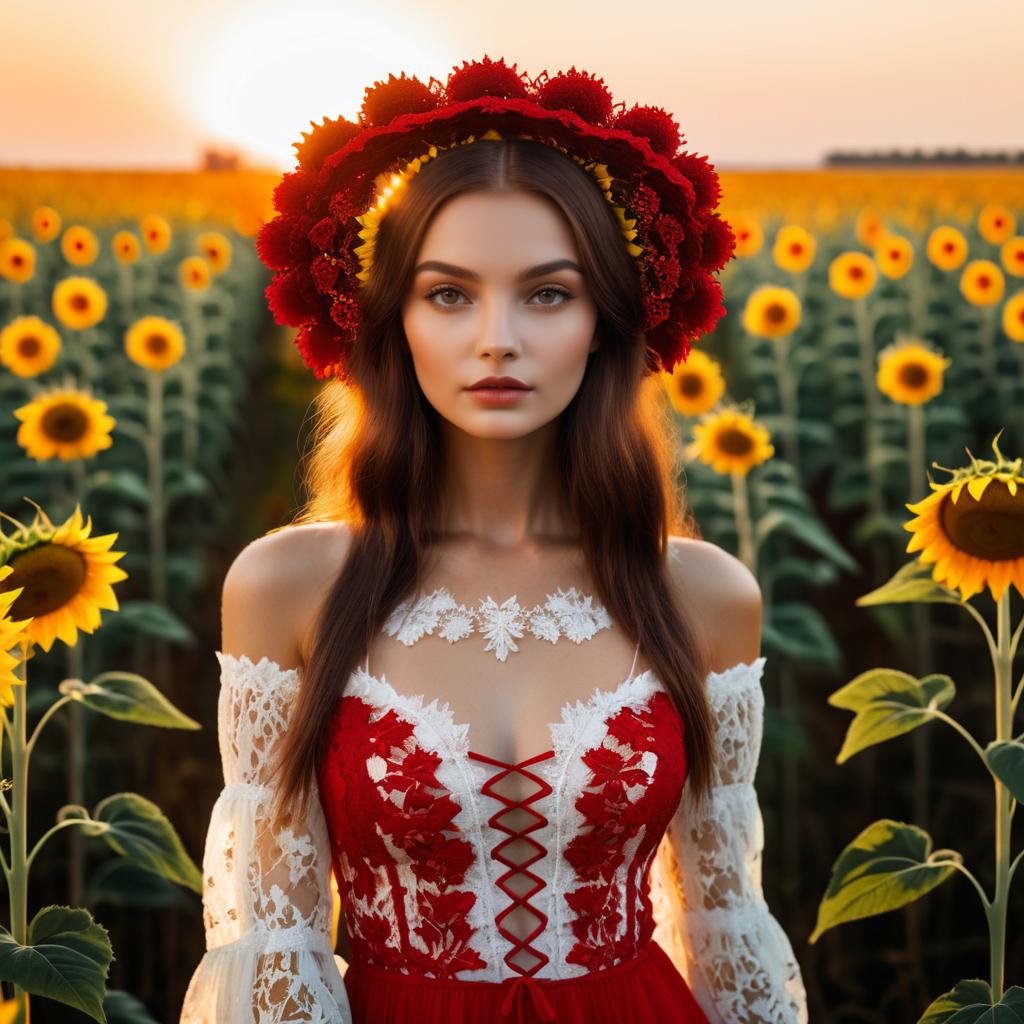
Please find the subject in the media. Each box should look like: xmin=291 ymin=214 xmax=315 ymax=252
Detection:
xmin=474 ymin=293 xmax=523 ymax=362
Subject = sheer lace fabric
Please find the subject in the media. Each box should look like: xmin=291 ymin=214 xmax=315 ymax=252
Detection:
xmin=649 ymin=659 xmax=809 ymax=1023
xmin=179 ymin=653 xmax=351 ymax=1024
xmin=181 ymin=622 xmax=808 ymax=1023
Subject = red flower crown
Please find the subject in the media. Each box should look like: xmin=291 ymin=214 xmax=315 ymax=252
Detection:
xmin=256 ymin=56 xmax=736 ymax=382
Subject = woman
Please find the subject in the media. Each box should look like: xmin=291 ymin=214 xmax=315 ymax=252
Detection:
xmin=180 ymin=57 xmax=808 ymax=1023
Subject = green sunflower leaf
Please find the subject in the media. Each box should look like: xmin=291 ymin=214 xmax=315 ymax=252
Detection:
xmin=917 ymin=979 xmax=1024 ymax=1023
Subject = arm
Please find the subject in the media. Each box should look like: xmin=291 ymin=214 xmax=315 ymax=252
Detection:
xmin=179 ymin=533 xmax=352 ymax=1024
xmin=651 ymin=658 xmax=808 ymax=1023
xmin=651 ymin=538 xmax=808 ymax=1022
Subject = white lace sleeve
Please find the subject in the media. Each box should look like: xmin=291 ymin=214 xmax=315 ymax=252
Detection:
xmin=650 ymin=657 xmax=808 ymax=1023
xmin=179 ymin=652 xmax=352 ymax=1024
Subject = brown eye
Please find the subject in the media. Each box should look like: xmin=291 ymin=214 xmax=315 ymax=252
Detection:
xmin=530 ymin=286 xmax=571 ymax=306
xmin=425 ymin=285 xmax=468 ymax=307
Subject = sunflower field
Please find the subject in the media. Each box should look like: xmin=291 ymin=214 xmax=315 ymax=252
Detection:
xmin=0 ymin=165 xmax=1023 ymax=1021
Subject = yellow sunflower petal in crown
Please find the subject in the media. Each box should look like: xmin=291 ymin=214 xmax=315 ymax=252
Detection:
xmin=125 ymin=314 xmax=186 ymax=372
xmin=0 ymin=315 xmax=62 ymax=378
xmin=855 ymin=207 xmax=887 ymax=249
xmin=903 ymin=432 xmax=1024 ymax=603
xmin=14 ymin=387 xmax=116 ymax=461
xmin=0 ymin=502 xmax=128 ymax=653
xmin=876 ymin=336 xmax=951 ymax=405
xmin=662 ymin=348 xmax=726 ymax=416
xmin=687 ymin=406 xmax=775 ymax=476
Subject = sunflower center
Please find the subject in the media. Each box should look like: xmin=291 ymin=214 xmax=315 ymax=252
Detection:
xmin=849 ymin=266 xmax=864 ymax=280
xmin=977 ymin=274 xmax=991 ymax=289
xmin=939 ymin=481 xmax=1024 ymax=561
xmin=70 ymin=294 xmax=89 ymax=312
xmin=146 ymin=332 xmax=169 ymax=354
xmin=944 ymin=242 xmax=955 ymax=253
xmin=12 ymin=254 xmax=23 ymax=267
xmin=890 ymin=248 xmax=900 ymax=259
xmin=18 ymin=336 xmax=41 ymax=357
xmin=790 ymin=243 xmax=803 ymax=255
xmin=764 ymin=302 xmax=787 ymax=324
xmin=42 ymin=401 xmax=89 ymax=441
xmin=716 ymin=426 xmax=754 ymax=456
xmin=679 ymin=373 xmax=704 ymax=397
xmin=897 ymin=362 xmax=930 ymax=389
xmin=4 ymin=544 xmax=87 ymax=619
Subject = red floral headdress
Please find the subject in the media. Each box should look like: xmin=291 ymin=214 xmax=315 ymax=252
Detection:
xmin=257 ymin=56 xmax=736 ymax=382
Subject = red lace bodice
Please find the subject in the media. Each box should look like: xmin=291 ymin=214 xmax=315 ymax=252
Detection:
xmin=316 ymin=665 xmax=687 ymax=984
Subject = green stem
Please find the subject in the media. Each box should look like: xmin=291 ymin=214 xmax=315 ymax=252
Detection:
xmin=771 ymin=335 xmax=802 ymax=483
xmin=147 ymin=372 xmax=167 ymax=608
xmin=8 ymin=640 xmax=30 ymax=1016
xmin=25 ymin=694 xmax=74 ymax=759
xmin=933 ymin=857 xmax=991 ymax=912
xmin=731 ymin=471 xmax=756 ymax=575
xmin=986 ymin=590 xmax=1013 ymax=998
xmin=26 ymin=817 xmax=99 ymax=872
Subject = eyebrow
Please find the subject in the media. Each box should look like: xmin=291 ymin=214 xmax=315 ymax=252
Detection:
xmin=412 ymin=258 xmax=583 ymax=282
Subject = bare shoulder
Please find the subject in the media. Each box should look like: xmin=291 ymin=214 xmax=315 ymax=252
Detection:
xmin=221 ymin=520 xmax=355 ymax=672
xmin=666 ymin=535 xmax=763 ymax=674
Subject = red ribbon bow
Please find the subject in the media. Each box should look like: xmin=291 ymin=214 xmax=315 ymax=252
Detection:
xmin=498 ymin=974 xmax=557 ymax=1023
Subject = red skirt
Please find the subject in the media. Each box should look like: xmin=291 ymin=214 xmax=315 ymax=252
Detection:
xmin=342 ymin=938 xmax=709 ymax=1024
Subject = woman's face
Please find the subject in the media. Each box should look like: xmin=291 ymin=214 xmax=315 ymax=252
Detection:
xmin=401 ymin=189 xmax=600 ymax=439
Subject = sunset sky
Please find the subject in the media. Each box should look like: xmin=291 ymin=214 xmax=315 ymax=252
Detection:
xmin=4 ymin=0 xmax=1021 ymax=172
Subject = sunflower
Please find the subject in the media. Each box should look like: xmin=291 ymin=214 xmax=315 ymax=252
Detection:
xmin=687 ymin=405 xmax=775 ymax=476
xmin=960 ymin=259 xmax=1005 ymax=306
xmin=140 ymin=214 xmax=172 ymax=254
xmin=829 ymin=251 xmax=877 ymax=300
xmin=52 ymin=276 xmax=108 ymax=330
xmin=926 ymin=226 xmax=968 ymax=271
xmin=112 ymin=230 xmax=141 ymax=264
xmin=742 ymin=284 xmax=801 ymax=339
xmin=855 ymin=207 xmax=886 ymax=249
xmin=1000 ymin=236 xmax=1024 ymax=278
xmin=14 ymin=387 xmax=116 ymax=461
xmin=904 ymin=431 xmax=1024 ymax=602
xmin=32 ymin=206 xmax=61 ymax=243
xmin=875 ymin=234 xmax=914 ymax=280
xmin=125 ymin=315 xmax=185 ymax=371
xmin=197 ymin=231 xmax=232 ymax=274
xmin=61 ymin=225 xmax=99 ymax=266
xmin=978 ymin=204 xmax=1016 ymax=245
xmin=1003 ymin=292 xmax=1024 ymax=343
xmin=662 ymin=348 xmax=726 ymax=416
xmin=730 ymin=214 xmax=763 ymax=258
xmin=0 ymin=564 xmax=33 ymax=708
xmin=0 ymin=502 xmax=128 ymax=653
xmin=876 ymin=335 xmax=951 ymax=405
xmin=0 ymin=238 xmax=36 ymax=283
xmin=179 ymin=255 xmax=211 ymax=291
xmin=772 ymin=225 xmax=816 ymax=273
xmin=0 ymin=315 xmax=62 ymax=377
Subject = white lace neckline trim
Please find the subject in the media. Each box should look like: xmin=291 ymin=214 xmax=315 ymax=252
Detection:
xmin=381 ymin=585 xmax=613 ymax=662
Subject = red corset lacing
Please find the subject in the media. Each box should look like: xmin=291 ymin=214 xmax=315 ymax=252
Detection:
xmin=468 ymin=748 xmax=559 ymax=1024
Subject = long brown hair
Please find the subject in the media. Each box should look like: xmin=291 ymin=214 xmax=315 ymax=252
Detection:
xmin=269 ymin=136 xmax=716 ymax=829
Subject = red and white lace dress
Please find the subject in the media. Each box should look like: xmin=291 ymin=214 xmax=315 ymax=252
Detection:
xmin=180 ymin=584 xmax=808 ymax=1024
